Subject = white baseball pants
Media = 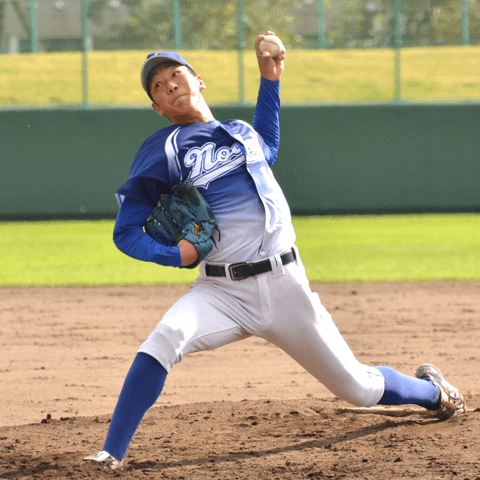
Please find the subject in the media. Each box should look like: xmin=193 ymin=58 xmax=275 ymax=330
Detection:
xmin=138 ymin=247 xmax=385 ymax=408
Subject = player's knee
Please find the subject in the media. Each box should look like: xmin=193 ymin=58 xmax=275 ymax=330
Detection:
xmin=332 ymin=366 xmax=384 ymax=408
xmin=138 ymin=328 xmax=184 ymax=372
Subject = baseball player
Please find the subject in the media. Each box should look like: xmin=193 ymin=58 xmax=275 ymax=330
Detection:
xmin=84 ymin=31 xmax=465 ymax=472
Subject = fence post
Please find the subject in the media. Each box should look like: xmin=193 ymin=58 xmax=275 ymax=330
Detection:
xmin=393 ymin=0 xmax=402 ymax=102
xmin=316 ymin=0 xmax=326 ymax=49
xmin=173 ymin=0 xmax=182 ymax=50
xmin=82 ymin=0 xmax=89 ymax=105
xmin=237 ymin=0 xmax=245 ymax=104
xmin=29 ymin=0 xmax=38 ymax=53
xmin=461 ymin=0 xmax=470 ymax=45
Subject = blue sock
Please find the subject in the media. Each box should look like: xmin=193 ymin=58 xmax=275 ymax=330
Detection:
xmin=376 ymin=366 xmax=441 ymax=410
xmin=103 ymin=353 xmax=168 ymax=460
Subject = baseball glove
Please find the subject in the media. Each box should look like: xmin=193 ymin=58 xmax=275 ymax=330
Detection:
xmin=145 ymin=180 xmax=218 ymax=269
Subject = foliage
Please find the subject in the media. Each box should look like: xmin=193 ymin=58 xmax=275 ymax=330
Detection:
xmin=84 ymin=0 xmax=480 ymax=51
xmin=432 ymin=0 xmax=480 ymax=43
xmin=2 ymin=0 xmax=480 ymax=53
xmin=325 ymin=0 xmax=480 ymax=48
xmin=88 ymin=0 xmax=306 ymax=50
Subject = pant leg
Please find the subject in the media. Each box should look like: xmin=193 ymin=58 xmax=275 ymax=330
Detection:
xmin=260 ymin=257 xmax=385 ymax=408
xmin=138 ymin=282 xmax=251 ymax=372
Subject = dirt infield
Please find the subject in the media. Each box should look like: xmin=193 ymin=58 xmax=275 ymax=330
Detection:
xmin=1 ymin=282 xmax=479 ymax=479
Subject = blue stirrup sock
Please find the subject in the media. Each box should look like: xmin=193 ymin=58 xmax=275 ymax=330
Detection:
xmin=103 ymin=352 xmax=168 ymax=460
xmin=376 ymin=366 xmax=441 ymax=410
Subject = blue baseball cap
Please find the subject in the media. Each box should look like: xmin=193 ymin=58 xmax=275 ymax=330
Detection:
xmin=141 ymin=51 xmax=196 ymax=98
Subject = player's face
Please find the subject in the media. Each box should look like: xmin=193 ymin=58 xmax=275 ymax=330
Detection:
xmin=149 ymin=64 xmax=206 ymax=122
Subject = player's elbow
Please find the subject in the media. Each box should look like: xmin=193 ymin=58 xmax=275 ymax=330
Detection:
xmin=112 ymin=222 xmax=124 ymax=250
xmin=112 ymin=222 xmax=136 ymax=255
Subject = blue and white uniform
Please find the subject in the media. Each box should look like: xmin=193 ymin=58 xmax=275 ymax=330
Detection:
xmin=112 ymin=78 xmax=385 ymax=406
xmin=85 ymin=59 xmax=445 ymax=467
xmin=113 ymin=78 xmax=293 ymax=267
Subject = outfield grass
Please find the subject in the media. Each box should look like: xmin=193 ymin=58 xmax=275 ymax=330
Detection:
xmin=2 ymin=46 xmax=480 ymax=106
xmin=1 ymin=213 xmax=479 ymax=287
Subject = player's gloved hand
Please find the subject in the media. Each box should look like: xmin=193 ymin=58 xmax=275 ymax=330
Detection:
xmin=145 ymin=180 xmax=218 ymax=269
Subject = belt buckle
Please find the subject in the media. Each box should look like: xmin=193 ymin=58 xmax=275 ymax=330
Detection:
xmin=228 ymin=262 xmax=252 ymax=281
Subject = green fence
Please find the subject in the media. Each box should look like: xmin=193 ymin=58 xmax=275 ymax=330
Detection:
xmin=1 ymin=105 xmax=479 ymax=218
xmin=1 ymin=0 xmax=480 ymax=107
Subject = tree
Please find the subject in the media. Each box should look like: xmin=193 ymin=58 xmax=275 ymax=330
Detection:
xmin=323 ymin=0 xmax=477 ymax=48
xmin=89 ymin=0 xmax=306 ymax=50
xmin=87 ymin=0 xmax=480 ymax=51
xmin=375 ymin=0 xmax=474 ymax=47
xmin=431 ymin=0 xmax=480 ymax=44
xmin=0 ymin=1 xmax=4 ymax=52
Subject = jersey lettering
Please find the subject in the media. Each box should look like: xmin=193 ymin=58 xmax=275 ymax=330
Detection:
xmin=184 ymin=142 xmax=245 ymax=189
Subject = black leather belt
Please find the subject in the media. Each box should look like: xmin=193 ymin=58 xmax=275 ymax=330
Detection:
xmin=205 ymin=248 xmax=296 ymax=281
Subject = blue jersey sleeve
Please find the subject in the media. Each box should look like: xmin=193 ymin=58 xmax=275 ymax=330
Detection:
xmin=252 ymin=77 xmax=281 ymax=166
xmin=113 ymin=180 xmax=182 ymax=268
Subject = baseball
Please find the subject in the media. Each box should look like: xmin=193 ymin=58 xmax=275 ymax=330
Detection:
xmin=259 ymin=36 xmax=283 ymax=57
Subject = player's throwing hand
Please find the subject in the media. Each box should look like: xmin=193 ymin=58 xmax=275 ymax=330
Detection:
xmin=255 ymin=31 xmax=285 ymax=81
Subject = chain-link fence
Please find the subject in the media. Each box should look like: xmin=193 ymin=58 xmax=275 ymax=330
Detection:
xmin=1 ymin=0 xmax=480 ymax=107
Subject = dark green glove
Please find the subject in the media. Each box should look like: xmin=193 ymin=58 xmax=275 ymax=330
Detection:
xmin=145 ymin=180 xmax=218 ymax=269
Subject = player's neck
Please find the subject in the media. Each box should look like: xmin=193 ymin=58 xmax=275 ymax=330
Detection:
xmin=171 ymin=102 xmax=214 ymax=125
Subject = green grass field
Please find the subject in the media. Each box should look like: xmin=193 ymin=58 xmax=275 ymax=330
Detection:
xmin=1 ymin=213 xmax=479 ymax=287
xmin=2 ymin=46 xmax=480 ymax=106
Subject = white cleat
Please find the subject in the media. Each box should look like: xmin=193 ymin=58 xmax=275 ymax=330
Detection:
xmin=84 ymin=450 xmax=124 ymax=472
xmin=415 ymin=363 xmax=466 ymax=419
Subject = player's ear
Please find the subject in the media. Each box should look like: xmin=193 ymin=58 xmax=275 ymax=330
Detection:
xmin=197 ymin=75 xmax=206 ymax=91
xmin=152 ymin=102 xmax=165 ymax=116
